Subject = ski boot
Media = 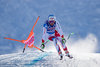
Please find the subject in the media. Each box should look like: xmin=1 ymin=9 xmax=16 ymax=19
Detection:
xmin=66 ymin=53 xmax=73 ymax=59
xmin=60 ymin=55 xmax=63 ymax=60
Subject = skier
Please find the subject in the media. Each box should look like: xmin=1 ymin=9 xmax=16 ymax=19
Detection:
xmin=41 ymin=15 xmax=73 ymax=60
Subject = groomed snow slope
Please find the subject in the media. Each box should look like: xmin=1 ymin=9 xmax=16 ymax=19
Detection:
xmin=0 ymin=51 xmax=100 ymax=67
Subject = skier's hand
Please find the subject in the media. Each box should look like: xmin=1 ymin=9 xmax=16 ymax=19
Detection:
xmin=41 ymin=43 xmax=45 ymax=49
xmin=62 ymin=38 xmax=66 ymax=44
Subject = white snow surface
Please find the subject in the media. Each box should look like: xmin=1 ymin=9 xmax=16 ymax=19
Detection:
xmin=0 ymin=51 xmax=100 ymax=67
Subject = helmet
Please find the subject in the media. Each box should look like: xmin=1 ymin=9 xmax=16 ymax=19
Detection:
xmin=48 ymin=14 xmax=56 ymax=22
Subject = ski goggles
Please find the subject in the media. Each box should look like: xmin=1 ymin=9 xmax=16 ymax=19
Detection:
xmin=49 ymin=20 xmax=55 ymax=23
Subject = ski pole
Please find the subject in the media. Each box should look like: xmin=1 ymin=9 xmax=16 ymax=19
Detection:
xmin=44 ymin=32 xmax=74 ymax=44
xmin=44 ymin=40 xmax=50 ymax=44
xmin=33 ymin=45 xmax=44 ymax=52
xmin=40 ymin=32 xmax=74 ymax=49
xmin=67 ymin=32 xmax=74 ymax=40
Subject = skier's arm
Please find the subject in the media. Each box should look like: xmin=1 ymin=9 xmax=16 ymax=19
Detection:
xmin=56 ymin=20 xmax=66 ymax=44
xmin=41 ymin=24 xmax=47 ymax=49
xmin=56 ymin=20 xmax=64 ymax=38
xmin=42 ymin=26 xmax=46 ymax=43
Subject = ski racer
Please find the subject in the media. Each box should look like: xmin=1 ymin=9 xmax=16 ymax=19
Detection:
xmin=41 ymin=15 xmax=73 ymax=60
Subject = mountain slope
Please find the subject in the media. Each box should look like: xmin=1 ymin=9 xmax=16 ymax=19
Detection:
xmin=0 ymin=51 xmax=100 ymax=67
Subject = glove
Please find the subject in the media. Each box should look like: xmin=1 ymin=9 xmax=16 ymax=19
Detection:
xmin=41 ymin=43 xmax=45 ymax=49
xmin=62 ymin=38 xmax=66 ymax=44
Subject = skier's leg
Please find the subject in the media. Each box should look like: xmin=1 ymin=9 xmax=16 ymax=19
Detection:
xmin=57 ymin=37 xmax=69 ymax=55
xmin=55 ymin=30 xmax=69 ymax=55
xmin=57 ymin=37 xmax=73 ymax=59
xmin=53 ymin=38 xmax=63 ymax=60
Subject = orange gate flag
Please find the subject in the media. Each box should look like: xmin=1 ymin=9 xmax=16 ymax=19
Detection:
xmin=4 ymin=16 xmax=43 ymax=52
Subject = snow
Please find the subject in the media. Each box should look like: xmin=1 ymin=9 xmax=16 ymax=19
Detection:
xmin=0 ymin=51 xmax=100 ymax=67
xmin=0 ymin=0 xmax=100 ymax=67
